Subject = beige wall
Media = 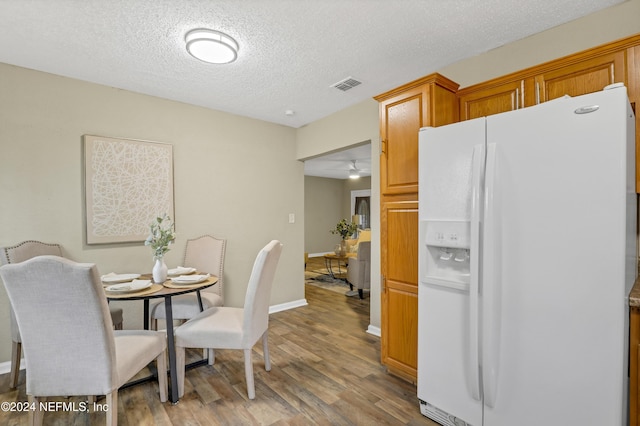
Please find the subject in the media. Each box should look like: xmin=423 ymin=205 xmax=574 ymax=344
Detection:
xmin=296 ymin=99 xmax=379 ymax=161
xmin=304 ymin=176 xmax=371 ymax=255
xmin=304 ymin=176 xmax=343 ymax=254
xmin=0 ymin=63 xmax=305 ymax=364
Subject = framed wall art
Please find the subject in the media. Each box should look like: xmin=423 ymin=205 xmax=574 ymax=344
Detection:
xmin=83 ymin=135 xmax=174 ymax=244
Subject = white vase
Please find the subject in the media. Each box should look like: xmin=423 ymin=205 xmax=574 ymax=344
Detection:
xmin=152 ymin=257 xmax=168 ymax=283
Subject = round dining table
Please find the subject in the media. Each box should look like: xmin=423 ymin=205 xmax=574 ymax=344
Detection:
xmin=105 ymin=274 xmax=218 ymax=404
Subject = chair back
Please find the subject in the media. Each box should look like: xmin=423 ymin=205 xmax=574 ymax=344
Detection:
xmin=358 ymin=241 xmax=371 ymax=288
xmin=242 ymin=240 xmax=283 ymax=346
xmin=357 ymin=241 xmax=371 ymax=262
xmin=0 ymin=241 xmax=63 ymax=342
xmin=183 ymin=235 xmax=226 ymax=300
xmin=1 ymin=240 xmax=62 ymax=265
xmin=0 ymin=256 xmax=117 ymax=396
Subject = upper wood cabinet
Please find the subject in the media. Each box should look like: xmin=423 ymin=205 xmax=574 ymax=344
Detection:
xmin=458 ymin=79 xmax=531 ymax=121
xmin=627 ymin=44 xmax=640 ymax=192
xmin=375 ymin=74 xmax=459 ymax=196
xmin=455 ymin=34 xmax=640 ymax=189
xmin=457 ymin=43 xmax=630 ymax=121
xmin=534 ymin=51 xmax=625 ymax=103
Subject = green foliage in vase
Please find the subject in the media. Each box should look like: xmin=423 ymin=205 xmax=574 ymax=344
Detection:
xmin=330 ymin=218 xmax=358 ymax=240
xmin=145 ymin=214 xmax=176 ymax=258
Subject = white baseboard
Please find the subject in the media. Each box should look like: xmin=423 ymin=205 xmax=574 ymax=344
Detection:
xmin=367 ymin=325 xmax=381 ymax=337
xmin=269 ymin=298 xmax=308 ymax=314
xmin=0 ymin=359 xmax=22 ymax=376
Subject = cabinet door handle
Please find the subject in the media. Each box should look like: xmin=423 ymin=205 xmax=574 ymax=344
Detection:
xmin=380 ymin=140 xmax=387 ymax=155
xmin=535 ymin=81 xmax=540 ymax=104
xmin=515 ymin=88 xmax=519 ymax=109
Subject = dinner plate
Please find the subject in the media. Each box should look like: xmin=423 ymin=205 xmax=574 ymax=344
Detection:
xmin=101 ymin=273 xmax=141 ymax=283
xmin=170 ymin=274 xmax=210 ymax=285
xmin=105 ymin=279 xmax=152 ymax=293
xmin=167 ymin=266 xmax=197 ymax=276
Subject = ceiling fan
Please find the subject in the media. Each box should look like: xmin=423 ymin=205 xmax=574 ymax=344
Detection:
xmin=349 ymin=160 xmax=360 ymax=179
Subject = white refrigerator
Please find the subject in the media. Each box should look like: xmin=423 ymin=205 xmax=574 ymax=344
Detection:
xmin=417 ymin=85 xmax=636 ymax=426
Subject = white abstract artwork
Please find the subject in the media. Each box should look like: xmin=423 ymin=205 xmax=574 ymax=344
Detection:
xmin=84 ymin=135 xmax=174 ymax=244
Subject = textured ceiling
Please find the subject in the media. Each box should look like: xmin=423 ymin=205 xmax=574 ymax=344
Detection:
xmin=0 ymin=0 xmax=623 ymax=132
xmin=0 ymin=0 xmax=624 ymax=179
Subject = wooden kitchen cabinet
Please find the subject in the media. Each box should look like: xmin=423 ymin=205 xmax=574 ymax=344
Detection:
xmin=374 ymin=74 xmax=458 ymax=382
xmin=624 ymin=44 xmax=640 ymax=192
xmin=457 ymin=48 xmax=625 ymax=122
xmin=457 ymin=78 xmax=531 ymax=121
xmin=376 ymin=74 xmax=459 ymax=196
xmin=630 ymin=303 xmax=640 ymax=425
xmin=380 ymin=198 xmax=419 ymax=381
xmin=533 ymin=51 xmax=625 ymax=103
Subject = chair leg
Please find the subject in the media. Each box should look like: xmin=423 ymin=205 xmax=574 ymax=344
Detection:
xmin=262 ymin=331 xmax=271 ymax=371
xmin=150 ymin=318 xmax=158 ymax=331
xmin=10 ymin=340 xmax=21 ymax=389
xmin=28 ymin=395 xmax=43 ymax=426
xmin=244 ymin=349 xmax=255 ymax=400
xmin=156 ymin=350 xmax=168 ymax=402
xmin=106 ymin=391 xmax=118 ymax=426
xmin=114 ymin=322 xmax=123 ymax=330
xmin=176 ymin=346 xmax=186 ymax=398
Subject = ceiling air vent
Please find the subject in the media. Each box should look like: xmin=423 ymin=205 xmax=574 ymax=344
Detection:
xmin=331 ymin=77 xmax=362 ymax=92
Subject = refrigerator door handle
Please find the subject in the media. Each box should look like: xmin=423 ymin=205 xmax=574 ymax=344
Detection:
xmin=469 ymin=144 xmax=484 ymax=401
xmin=482 ymin=142 xmax=501 ymax=408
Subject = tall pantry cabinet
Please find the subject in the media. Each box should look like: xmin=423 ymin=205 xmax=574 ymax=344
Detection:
xmin=374 ymin=74 xmax=459 ymax=382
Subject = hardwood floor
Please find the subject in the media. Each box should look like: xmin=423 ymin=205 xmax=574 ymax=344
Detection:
xmin=0 ymin=278 xmax=438 ymax=425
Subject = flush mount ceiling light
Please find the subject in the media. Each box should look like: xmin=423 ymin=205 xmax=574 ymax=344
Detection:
xmin=185 ymin=29 xmax=239 ymax=64
xmin=349 ymin=160 xmax=360 ymax=179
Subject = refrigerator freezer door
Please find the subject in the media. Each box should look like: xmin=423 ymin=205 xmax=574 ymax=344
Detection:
xmin=482 ymin=88 xmax=634 ymax=426
xmin=418 ymin=119 xmax=486 ymax=426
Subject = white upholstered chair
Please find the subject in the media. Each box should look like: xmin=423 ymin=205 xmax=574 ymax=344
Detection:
xmin=347 ymin=240 xmax=371 ymax=299
xmin=0 ymin=240 xmax=124 ymax=389
xmin=0 ymin=256 xmax=167 ymax=426
xmin=174 ymin=240 xmax=283 ymax=400
xmin=149 ymin=235 xmax=226 ymax=330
